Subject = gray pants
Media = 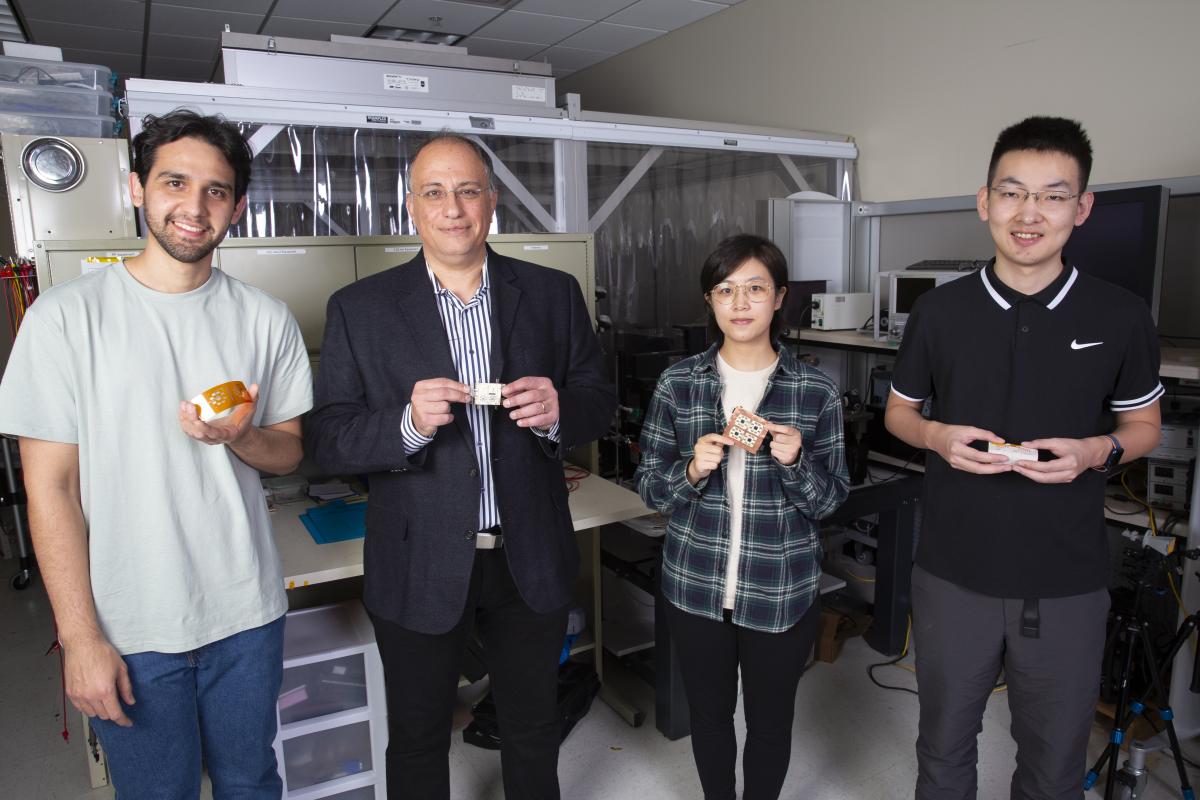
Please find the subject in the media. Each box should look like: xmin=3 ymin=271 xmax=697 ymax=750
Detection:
xmin=911 ymin=565 xmax=1110 ymax=800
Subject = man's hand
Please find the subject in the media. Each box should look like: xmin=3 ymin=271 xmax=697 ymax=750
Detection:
xmin=688 ymin=433 xmax=734 ymax=485
xmin=1012 ymin=436 xmax=1109 ymax=484
xmin=411 ymin=378 xmax=471 ymax=437
xmin=502 ymin=377 xmax=558 ymax=429
xmin=766 ymin=422 xmax=802 ymax=466
xmin=64 ymin=634 xmax=135 ymax=727
xmin=923 ymin=421 xmax=1012 ymax=475
xmin=179 ymin=383 xmax=258 ymax=445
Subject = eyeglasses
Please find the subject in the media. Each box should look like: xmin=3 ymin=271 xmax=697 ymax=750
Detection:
xmin=708 ymin=280 xmax=776 ymax=305
xmin=413 ymin=187 xmax=490 ymax=204
xmin=989 ymin=185 xmax=1079 ymax=209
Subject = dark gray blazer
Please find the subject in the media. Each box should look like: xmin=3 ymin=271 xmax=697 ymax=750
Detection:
xmin=306 ymin=247 xmax=616 ymax=634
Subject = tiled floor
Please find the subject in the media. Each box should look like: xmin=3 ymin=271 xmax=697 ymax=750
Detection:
xmin=2 ymin=559 xmax=1199 ymax=799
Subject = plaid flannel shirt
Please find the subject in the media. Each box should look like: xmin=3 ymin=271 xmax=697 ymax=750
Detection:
xmin=635 ymin=345 xmax=849 ymax=633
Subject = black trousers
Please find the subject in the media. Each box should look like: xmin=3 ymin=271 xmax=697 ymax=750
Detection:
xmin=664 ymin=599 xmax=821 ymax=800
xmin=370 ymin=549 xmax=569 ymax=800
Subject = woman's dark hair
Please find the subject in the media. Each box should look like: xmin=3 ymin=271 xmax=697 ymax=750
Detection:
xmin=699 ymin=234 xmax=789 ymax=346
xmin=132 ymin=110 xmax=253 ymax=202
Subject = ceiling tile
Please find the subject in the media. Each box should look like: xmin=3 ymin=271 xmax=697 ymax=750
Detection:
xmin=261 ymin=17 xmax=374 ymax=40
xmin=513 ymin=0 xmax=637 ymax=20
xmin=17 ymin=0 xmax=144 ymax=31
xmin=272 ymin=0 xmax=394 ymax=26
xmin=150 ymin=5 xmax=264 ymax=38
xmin=59 ymin=47 xmax=141 ymax=79
xmin=540 ymin=45 xmax=612 ymax=72
xmin=457 ymin=37 xmax=544 ymax=61
xmin=145 ymin=56 xmax=215 ymax=83
xmin=27 ymin=20 xmax=143 ymax=53
xmin=378 ymin=0 xmax=504 ymax=36
xmin=558 ymin=22 xmax=663 ymax=53
xmin=154 ymin=0 xmax=275 ymax=12
xmin=472 ymin=11 xmax=590 ymax=45
xmin=608 ymin=0 xmax=724 ymax=31
xmin=146 ymin=32 xmax=223 ymax=62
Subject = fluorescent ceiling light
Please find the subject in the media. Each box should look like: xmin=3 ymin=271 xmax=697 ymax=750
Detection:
xmin=366 ymin=25 xmax=463 ymax=46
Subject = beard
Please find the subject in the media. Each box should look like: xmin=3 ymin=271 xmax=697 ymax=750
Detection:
xmin=144 ymin=210 xmax=225 ymax=264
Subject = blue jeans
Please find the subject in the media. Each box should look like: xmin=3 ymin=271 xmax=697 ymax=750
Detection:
xmin=91 ymin=616 xmax=285 ymax=800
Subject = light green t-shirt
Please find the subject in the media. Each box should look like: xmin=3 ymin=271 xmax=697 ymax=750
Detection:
xmin=0 ymin=263 xmax=313 ymax=654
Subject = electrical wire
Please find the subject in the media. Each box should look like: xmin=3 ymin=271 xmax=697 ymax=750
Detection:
xmin=564 ymin=464 xmax=590 ymax=493
xmin=866 ymin=615 xmax=1006 ymax=696
xmin=1 ymin=258 xmax=38 ymax=336
xmin=866 ymin=616 xmax=918 ymax=696
xmin=1120 ymin=471 xmax=1158 ymax=536
xmin=868 ymin=452 xmax=918 ymax=484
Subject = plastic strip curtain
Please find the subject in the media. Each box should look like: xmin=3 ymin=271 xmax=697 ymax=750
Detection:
xmin=229 ymin=123 xmax=557 ymax=239
xmin=587 ymin=144 xmax=837 ymax=329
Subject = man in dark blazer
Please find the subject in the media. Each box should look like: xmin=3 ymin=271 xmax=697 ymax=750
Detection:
xmin=307 ymin=133 xmax=615 ymax=800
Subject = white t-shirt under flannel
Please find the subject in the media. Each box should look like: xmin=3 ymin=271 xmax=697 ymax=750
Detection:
xmin=716 ymin=353 xmax=776 ymax=610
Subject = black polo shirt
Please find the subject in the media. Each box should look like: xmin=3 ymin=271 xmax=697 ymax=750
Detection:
xmin=891 ymin=260 xmax=1163 ymax=598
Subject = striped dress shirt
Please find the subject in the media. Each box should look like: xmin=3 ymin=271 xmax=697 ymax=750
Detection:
xmin=400 ymin=261 xmax=558 ymax=531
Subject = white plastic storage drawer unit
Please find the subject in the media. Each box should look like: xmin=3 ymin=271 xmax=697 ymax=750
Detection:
xmin=275 ymin=601 xmax=387 ymax=799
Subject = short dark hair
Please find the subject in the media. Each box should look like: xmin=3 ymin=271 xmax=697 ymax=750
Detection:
xmin=407 ymin=132 xmax=496 ymax=191
xmin=699 ymin=234 xmax=789 ymax=346
xmin=132 ymin=110 xmax=253 ymax=202
xmin=987 ymin=116 xmax=1093 ymax=191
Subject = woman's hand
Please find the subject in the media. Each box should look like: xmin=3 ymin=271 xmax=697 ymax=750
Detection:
xmin=767 ymin=422 xmax=802 ymax=466
xmin=687 ymin=433 xmax=734 ymax=485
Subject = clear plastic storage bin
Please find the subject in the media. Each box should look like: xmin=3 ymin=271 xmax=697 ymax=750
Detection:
xmin=0 ymin=83 xmax=111 ymax=116
xmin=274 ymin=601 xmax=387 ymax=798
xmin=0 ymin=55 xmax=111 ymax=90
xmin=279 ymin=652 xmax=368 ymax=726
xmin=282 ymin=602 xmax=376 ymax=662
xmin=325 ymin=787 xmax=375 ymax=800
xmin=281 ymin=721 xmax=373 ymax=791
xmin=0 ymin=110 xmax=113 ymax=137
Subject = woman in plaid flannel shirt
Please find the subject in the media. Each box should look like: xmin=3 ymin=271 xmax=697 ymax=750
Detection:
xmin=636 ymin=234 xmax=849 ymax=800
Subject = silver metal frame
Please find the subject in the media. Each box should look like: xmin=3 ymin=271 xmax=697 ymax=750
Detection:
xmin=124 ymin=78 xmax=857 ymax=240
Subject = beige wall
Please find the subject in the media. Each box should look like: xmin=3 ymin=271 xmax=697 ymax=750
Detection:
xmin=562 ymin=0 xmax=1200 ymax=202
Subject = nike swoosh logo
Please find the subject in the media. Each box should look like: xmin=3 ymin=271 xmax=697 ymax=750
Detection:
xmin=1071 ymin=339 xmax=1103 ymax=350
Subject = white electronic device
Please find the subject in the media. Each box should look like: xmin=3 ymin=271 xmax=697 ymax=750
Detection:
xmin=873 ymin=269 xmax=977 ymax=342
xmin=810 ymin=292 xmax=872 ymax=331
xmin=1147 ymin=457 xmax=1194 ymax=512
xmin=1149 ymin=420 xmax=1198 ymax=463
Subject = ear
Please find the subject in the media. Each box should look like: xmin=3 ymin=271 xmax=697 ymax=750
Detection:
xmin=774 ymin=284 xmax=787 ymax=311
xmin=1073 ymin=190 xmax=1095 ymax=228
xmin=129 ymin=171 xmax=145 ymax=209
xmin=404 ymin=192 xmax=416 ymax=231
xmin=976 ymin=185 xmax=990 ymax=222
xmin=230 ymin=195 xmax=247 ymax=225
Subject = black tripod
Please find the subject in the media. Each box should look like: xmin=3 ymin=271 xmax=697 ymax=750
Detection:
xmin=1084 ymin=550 xmax=1200 ymax=800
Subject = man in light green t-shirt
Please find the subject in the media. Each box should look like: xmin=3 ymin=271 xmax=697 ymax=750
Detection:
xmin=0 ymin=111 xmax=312 ymax=798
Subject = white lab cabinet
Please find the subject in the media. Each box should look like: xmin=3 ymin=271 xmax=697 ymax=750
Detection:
xmin=275 ymin=601 xmax=387 ymax=800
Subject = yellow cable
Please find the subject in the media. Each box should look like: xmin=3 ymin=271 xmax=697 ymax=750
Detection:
xmin=1120 ymin=471 xmax=1157 ymax=536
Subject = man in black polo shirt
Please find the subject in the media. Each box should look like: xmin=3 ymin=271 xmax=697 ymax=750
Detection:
xmin=886 ymin=116 xmax=1163 ymax=799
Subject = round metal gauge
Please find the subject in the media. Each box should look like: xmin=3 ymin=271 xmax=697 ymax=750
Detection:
xmin=21 ymin=137 xmax=86 ymax=192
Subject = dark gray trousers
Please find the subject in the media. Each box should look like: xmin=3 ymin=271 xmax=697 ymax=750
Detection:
xmin=911 ymin=565 xmax=1109 ymax=800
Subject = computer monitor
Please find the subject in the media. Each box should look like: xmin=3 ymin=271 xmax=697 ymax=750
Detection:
xmin=1063 ymin=184 xmax=1169 ymax=322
